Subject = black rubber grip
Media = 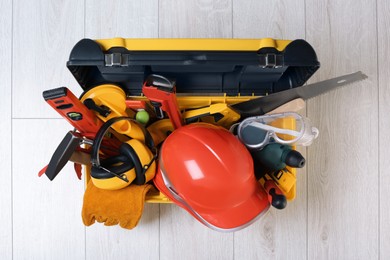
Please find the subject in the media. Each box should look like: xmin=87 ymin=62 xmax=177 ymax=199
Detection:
xmin=43 ymin=87 xmax=67 ymax=101
xmin=269 ymin=188 xmax=287 ymax=210
xmin=45 ymin=131 xmax=81 ymax=180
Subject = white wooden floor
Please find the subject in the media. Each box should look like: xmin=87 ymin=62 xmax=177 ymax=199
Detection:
xmin=1 ymin=0 xmax=389 ymax=259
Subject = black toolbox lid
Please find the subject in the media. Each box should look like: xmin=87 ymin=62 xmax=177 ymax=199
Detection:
xmin=67 ymin=38 xmax=320 ymax=96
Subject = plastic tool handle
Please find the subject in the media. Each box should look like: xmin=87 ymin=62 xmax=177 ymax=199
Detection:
xmin=44 ymin=131 xmax=82 ymax=181
xmin=43 ymin=87 xmax=102 ymax=139
xmin=264 ymin=180 xmax=287 ymax=210
xmin=253 ymin=143 xmax=306 ymax=171
xmin=83 ymin=98 xmax=111 ymax=117
xmin=284 ymin=150 xmax=306 ymax=168
xmin=142 ymin=79 xmax=183 ymax=129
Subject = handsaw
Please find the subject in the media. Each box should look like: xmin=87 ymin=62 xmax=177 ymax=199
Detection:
xmin=40 ymin=130 xmax=120 ymax=181
xmin=231 ymin=71 xmax=368 ymax=119
xmin=42 ymin=131 xmax=90 ymax=181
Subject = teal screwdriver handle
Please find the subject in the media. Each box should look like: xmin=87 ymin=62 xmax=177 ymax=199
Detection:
xmin=253 ymin=143 xmax=305 ymax=171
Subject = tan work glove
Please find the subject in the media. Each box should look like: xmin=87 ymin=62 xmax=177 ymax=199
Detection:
xmin=82 ymin=180 xmax=152 ymax=229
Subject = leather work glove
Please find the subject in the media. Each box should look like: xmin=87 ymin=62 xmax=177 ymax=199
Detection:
xmin=82 ymin=180 xmax=152 ymax=229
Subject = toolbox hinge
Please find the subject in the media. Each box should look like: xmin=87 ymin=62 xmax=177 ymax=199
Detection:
xmin=105 ymin=53 xmax=129 ymax=67
xmin=258 ymin=53 xmax=284 ymax=68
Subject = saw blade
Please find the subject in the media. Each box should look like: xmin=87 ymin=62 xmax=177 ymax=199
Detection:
xmin=231 ymin=71 xmax=368 ymax=119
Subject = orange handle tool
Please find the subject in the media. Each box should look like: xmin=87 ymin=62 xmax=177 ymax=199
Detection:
xmin=125 ymin=99 xmax=147 ymax=110
xmin=43 ymin=87 xmax=102 ymax=139
xmin=142 ymin=76 xmax=183 ymax=129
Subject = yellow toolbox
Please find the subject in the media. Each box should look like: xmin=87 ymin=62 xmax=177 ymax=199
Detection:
xmin=69 ymin=37 xmax=320 ymax=202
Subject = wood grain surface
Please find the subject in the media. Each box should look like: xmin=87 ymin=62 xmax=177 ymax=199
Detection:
xmin=85 ymin=206 xmax=160 ymax=260
xmin=84 ymin=1 xmax=160 ymax=259
xmin=0 ymin=0 xmax=12 ymax=259
xmin=378 ymin=0 xmax=390 ymax=258
xmin=306 ymin=0 xmax=378 ymax=259
xmin=4 ymin=0 xmax=388 ymax=259
xmin=159 ymin=0 xmax=232 ymax=38
xmin=158 ymin=1 xmax=234 ymax=258
xmin=232 ymin=0 xmax=305 ymax=39
xmin=12 ymin=120 xmax=85 ymax=259
xmin=12 ymin=0 xmax=84 ymax=118
xmin=85 ymin=0 xmax=158 ymax=38
xmin=160 ymin=204 xmax=233 ymax=260
xmin=233 ymin=1 xmax=307 ymax=259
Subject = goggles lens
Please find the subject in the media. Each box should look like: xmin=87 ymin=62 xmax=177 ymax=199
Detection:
xmin=237 ymin=112 xmax=318 ymax=149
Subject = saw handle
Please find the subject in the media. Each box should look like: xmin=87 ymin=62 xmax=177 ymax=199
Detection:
xmin=266 ymin=98 xmax=305 ymax=114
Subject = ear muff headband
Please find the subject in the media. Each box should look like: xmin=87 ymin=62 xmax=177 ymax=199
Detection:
xmin=91 ymin=116 xmax=154 ymax=166
xmin=91 ymin=116 xmax=155 ymax=184
xmin=91 ymin=154 xmax=134 ymax=179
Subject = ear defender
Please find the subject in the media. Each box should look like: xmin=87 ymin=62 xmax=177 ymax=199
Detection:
xmin=80 ymin=84 xmax=146 ymax=141
xmin=90 ymin=117 xmax=157 ymax=190
xmin=91 ymin=139 xmax=156 ymax=190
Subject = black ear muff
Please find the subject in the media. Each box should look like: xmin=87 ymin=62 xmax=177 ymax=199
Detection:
xmin=90 ymin=116 xmax=156 ymax=190
xmin=90 ymin=154 xmax=134 ymax=179
xmin=120 ymin=143 xmax=145 ymax=185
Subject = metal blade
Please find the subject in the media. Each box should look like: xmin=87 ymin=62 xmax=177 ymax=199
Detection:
xmin=231 ymin=71 xmax=368 ymax=119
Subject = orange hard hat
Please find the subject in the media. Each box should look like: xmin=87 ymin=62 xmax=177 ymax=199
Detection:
xmin=154 ymin=123 xmax=270 ymax=231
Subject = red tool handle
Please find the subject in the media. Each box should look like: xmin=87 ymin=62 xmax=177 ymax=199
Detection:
xmin=142 ymin=80 xmax=183 ymax=129
xmin=43 ymin=87 xmax=102 ymax=138
xmin=125 ymin=99 xmax=147 ymax=110
xmin=264 ymin=180 xmax=287 ymax=210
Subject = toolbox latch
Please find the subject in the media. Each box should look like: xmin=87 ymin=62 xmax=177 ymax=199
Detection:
xmin=258 ymin=53 xmax=283 ymax=68
xmin=105 ymin=53 xmax=129 ymax=67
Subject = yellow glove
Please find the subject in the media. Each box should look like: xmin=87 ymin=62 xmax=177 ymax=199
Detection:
xmin=82 ymin=180 xmax=152 ymax=229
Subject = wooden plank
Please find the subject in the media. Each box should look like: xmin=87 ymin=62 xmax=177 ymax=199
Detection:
xmin=233 ymin=1 xmax=307 ymax=259
xmin=159 ymin=0 xmax=232 ymax=38
xmin=12 ymin=0 xmax=84 ymax=119
xmin=85 ymin=0 xmax=158 ymax=38
xmin=85 ymin=204 xmax=160 ymax=260
xmin=12 ymin=119 xmax=85 ymax=259
xmin=0 ymin=0 xmax=12 ymax=258
xmin=378 ymin=0 xmax=390 ymax=258
xmin=232 ymin=0 xmax=305 ymax=39
xmin=234 ymin=126 xmax=308 ymax=260
xmin=306 ymin=0 xmax=378 ymax=259
xmin=158 ymin=1 xmax=234 ymax=259
xmin=84 ymin=1 xmax=160 ymax=259
xmin=160 ymin=204 xmax=233 ymax=260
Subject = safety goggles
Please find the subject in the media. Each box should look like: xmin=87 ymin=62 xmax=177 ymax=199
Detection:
xmin=234 ymin=112 xmax=319 ymax=150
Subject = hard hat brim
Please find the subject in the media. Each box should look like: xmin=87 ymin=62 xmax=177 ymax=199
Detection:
xmin=154 ymin=166 xmax=270 ymax=232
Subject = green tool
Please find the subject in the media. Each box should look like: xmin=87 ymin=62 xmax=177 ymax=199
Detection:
xmin=251 ymin=143 xmax=306 ymax=171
